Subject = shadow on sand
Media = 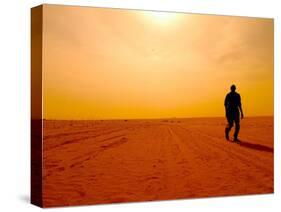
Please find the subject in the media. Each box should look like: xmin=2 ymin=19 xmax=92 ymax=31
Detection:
xmin=239 ymin=140 xmax=273 ymax=153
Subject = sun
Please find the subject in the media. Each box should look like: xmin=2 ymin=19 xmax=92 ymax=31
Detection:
xmin=146 ymin=11 xmax=179 ymax=25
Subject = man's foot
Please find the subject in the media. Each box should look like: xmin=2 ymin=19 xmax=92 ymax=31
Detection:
xmin=234 ymin=138 xmax=240 ymax=143
xmin=225 ymin=131 xmax=229 ymax=141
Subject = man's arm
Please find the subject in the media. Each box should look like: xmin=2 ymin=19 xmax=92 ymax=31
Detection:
xmin=238 ymin=94 xmax=244 ymax=119
xmin=224 ymin=94 xmax=228 ymax=116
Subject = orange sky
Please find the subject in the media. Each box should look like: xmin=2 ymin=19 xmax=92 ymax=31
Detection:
xmin=42 ymin=5 xmax=274 ymax=120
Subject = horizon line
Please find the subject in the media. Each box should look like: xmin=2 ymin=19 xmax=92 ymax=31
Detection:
xmin=36 ymin=115 xmax=274 ymax=121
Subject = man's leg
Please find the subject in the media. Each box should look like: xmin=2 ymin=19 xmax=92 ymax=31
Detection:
xmin=234 ymin=114 xmax=240 ymax=141
xmin=225 ymin=116 xmax=233 ymax=140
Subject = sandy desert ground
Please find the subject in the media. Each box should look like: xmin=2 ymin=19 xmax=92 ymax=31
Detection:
xmin=42 ymin=117 xmax=273 ymax=207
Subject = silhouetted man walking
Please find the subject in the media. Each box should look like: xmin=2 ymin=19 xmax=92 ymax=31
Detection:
xmin=224 ymin=85 xmax=244 ymax=142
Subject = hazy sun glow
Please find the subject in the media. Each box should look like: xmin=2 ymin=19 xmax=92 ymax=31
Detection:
xmin=41 ymin=5 xmax=273 ymax=120
xmin=146 ymin=11 xmax=180 ymax=25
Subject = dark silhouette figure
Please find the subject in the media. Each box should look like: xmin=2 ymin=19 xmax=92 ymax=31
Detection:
xmin=224 ymin=85 xmax=244 ymax=142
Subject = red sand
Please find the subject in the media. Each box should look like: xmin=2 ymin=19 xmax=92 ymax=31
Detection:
xmin=43 ymin=117 xmax=273 ymax=207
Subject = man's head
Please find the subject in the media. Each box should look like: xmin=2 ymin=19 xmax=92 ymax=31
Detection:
xmin=230 ymin=84 xmax=236 ymax=92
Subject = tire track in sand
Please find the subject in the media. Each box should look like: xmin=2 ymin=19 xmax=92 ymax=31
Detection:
xmin=170 ymin=124 xmax=273 ymax=192
xmin=175 ymin=124 xmax=272 ymax=175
